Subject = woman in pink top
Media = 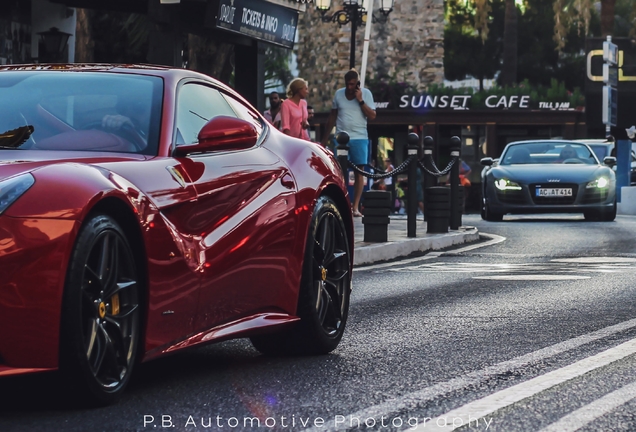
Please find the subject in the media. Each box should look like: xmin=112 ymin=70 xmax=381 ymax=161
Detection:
xmin=281 ymin=78 xmax=310 ymax=140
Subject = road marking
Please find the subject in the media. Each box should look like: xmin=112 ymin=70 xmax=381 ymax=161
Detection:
xmin=353 ymin=233 xmax=505 ymax=272
xmin=409 ymin=338 xmax=636 ymax=431
xmin=538 ymin=380 xmax=636 ymax=432
xmin=473 ymin=274 xmax=590 ymax=281
xmin=302 ymin=318 xmax=636 ymax=432
xmin=389 ymin=258 xmax=635 ymax=275
xmin=552 ymin=257 xmax=636 ymax=264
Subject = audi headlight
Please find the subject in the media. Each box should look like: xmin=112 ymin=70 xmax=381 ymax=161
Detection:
xmin=495 ymin=178 xmax=522 ymax=191
xmin=586 ymin=177 xmax=609 ymax=189
xmin=0 ymin=173 xmax=35 ymax=215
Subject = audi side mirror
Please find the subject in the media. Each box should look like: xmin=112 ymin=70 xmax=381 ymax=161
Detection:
xmin=603 ymin=156 xmax=617 ymax=167
xmin=480 ymin=157 xmax=494 ymax=166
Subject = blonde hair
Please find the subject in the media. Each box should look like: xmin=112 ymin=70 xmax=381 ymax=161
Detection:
xmin=286 ymin=78 xmax=308 ymax=98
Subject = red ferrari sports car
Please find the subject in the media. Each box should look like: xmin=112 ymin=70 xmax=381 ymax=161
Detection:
xmin=0 ymin=64 xmax=353 ymax=404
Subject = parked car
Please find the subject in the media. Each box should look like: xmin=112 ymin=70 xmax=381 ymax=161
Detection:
xmin=575 ymin=139 xmax=636 ymax=185
xmin=0 ymin=64 xmax=353 ymax=404
xmin=480 ymin=140 xmax=616 ymax=221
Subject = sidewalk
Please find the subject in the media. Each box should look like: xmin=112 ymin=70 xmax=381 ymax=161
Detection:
xmin=352 ymin=214 xmax=479 ymax=266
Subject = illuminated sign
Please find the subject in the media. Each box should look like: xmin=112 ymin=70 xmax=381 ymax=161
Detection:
xmin=587 ymin=50 xmax=636 ymax=82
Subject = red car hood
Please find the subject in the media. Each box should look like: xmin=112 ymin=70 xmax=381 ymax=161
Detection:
xmin=0 ymin=150 xmax=148 ymax=179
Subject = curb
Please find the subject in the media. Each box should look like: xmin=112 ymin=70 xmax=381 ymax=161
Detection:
xmin=353 ymin=226 xmax=480 ymax=266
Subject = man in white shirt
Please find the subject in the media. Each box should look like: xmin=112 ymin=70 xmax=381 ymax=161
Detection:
xmin=321 ymin=69 xmax=376 ymax=217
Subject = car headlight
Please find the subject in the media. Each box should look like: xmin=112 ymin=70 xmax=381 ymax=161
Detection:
xmin=0 ymin=173 xmax=35 ymax=215
xmin=586 ymin=177 xmax=609 ymax=189
xmin=495 ymin=178 xmax=522 ymax=191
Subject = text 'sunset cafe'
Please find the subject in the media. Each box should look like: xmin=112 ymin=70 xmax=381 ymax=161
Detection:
xmin=359 ymin=90 xmax=584 ymax=179
xmin=397 ymin=94 xmax=537 ymax=110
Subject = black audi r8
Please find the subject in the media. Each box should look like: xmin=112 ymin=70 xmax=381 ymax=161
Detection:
xmin=481 ymin=140 xmax=617 ymax=221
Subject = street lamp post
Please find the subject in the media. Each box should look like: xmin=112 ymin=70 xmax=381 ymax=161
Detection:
xmin=316 ymin=0 xmax=394 ymax=70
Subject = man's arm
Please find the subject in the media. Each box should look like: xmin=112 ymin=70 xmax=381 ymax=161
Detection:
xmin=360 ymin=102 xmax=376 ymax=120
xmin=355 ymin=88 xmax=376 ymax=120
xmin=321 ymin=108 xmax=338 ymax=146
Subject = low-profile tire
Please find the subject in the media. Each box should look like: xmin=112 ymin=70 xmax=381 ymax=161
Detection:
xmin=484 ymin=202 xmax=504 ymax=222
xmin=251 ymin=196 xmax=351 ymax=356
xmin=59 ymin=214 xmax=141 ymax=406
xmin=600 ymin=199 xmax=617 ymax=222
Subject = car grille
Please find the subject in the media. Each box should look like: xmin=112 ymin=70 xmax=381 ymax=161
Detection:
xmin=496 ymin=190 xmax=526 ymax=204
xmin=581 ymin=188 xmax=609 ymax=204
xmin=530 ymin=183 xmax=578 ymax=205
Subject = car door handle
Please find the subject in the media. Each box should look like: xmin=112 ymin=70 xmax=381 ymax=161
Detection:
xmin=281 ymin=173 xmax=295 ymax=189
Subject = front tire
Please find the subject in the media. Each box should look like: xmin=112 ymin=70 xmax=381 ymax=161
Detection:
xmin=60 ymin=214 xmax=141 ymax=405
xmin=600 ymin=198 xmax=617 ymax=222
xmin=484 ymin=201 xmax=504 ymax=222
xmin=251 ymin=196 xmax=352 ymax=355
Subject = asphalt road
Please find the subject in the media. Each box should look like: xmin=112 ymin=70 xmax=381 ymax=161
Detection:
xmin=4 ymin=213 xmax=636 ymax=432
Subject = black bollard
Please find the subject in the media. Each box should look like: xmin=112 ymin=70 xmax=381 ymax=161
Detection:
xmin=407 ymin=132 xmax=420 ymax=238
xmin=362 ymin=190 xmax=392 ymax=242
xmin=449 ymin=136 xmax=461 ymax=230
xmin=422 ymin=136 xmax=436 ymax=221
xmin=335 ymin=132 xmax=350 ymax=181
xmin=426 ymin=186 xmax=450 ymax=233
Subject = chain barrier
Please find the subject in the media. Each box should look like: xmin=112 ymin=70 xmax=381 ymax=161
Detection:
xmin=418 ymin=155 xmax=457 ymax=177
xmin=344 ymin=154 xmax=458 ymax=180
xmin=346 ymin=155 xmax=416 ymax=180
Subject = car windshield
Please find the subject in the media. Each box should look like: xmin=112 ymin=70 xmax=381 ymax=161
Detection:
xmin=588 ymin=145 xmax=609 ymax=160
xmin=0 ymin=71 xmax=163 ymax=155
xmin=500 ymin=142 xmax=598 ymax=166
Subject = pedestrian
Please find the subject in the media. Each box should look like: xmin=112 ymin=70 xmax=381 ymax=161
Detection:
xmin=459 ymin=159 xmax=472 ymax=212
xmin=321 ymin=69 xmax=377 ymax=217
xmin=263 ymin=91 xmax=282 ymax=130
xmin=281 ymin=78 xmax=310 ymax=140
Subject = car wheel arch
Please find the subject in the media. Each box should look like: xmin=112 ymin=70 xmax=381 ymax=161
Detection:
xmin=320 ymin=184 xmax=354 ymax=255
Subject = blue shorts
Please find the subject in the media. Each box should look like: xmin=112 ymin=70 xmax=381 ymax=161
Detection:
xmin=334 ymin=138 xmax=369 ymax=166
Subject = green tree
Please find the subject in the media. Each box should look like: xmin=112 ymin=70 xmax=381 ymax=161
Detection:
xmin=517 ymin=0 xmax=591 ymax=90
xmin=444 ymin=0 xmax=504 ymax=90
xmin=445 ymin=0 xmax=590 ymax=92
xmin=500 ymin=0 xmax=518 ymax=86
xmin=263 ymin=46 xmax=293 ymax=91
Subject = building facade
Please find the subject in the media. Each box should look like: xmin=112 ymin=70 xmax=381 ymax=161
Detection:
xmin=0 ymin=0 xmax=76 ymax=65
xmin=295 ymin=0 xmax=445 ymax=112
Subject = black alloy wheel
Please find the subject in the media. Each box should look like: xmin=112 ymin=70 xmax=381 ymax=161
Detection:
xmin=251 ymin=196 xmax=351 ymax=355
xmin=309 ymin=198 xmax=350 ymax=339
xmin=60 ymin=214 xmax=141 ymax=405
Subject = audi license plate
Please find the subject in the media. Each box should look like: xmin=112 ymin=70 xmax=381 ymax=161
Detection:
xmin=536 ymin=188 xmax=572 ymax=197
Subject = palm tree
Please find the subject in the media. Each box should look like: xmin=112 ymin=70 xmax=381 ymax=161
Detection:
xmin=600 ymin=0 xmax=616 ymax=36
xmin=500 ymin=0 xmax=518 ymax=86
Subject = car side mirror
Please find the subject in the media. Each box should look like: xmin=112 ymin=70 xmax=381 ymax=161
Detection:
xmin=603 ymin=156 xmax=617 ymax=167
xmin=480 ymin=157 xmax=494 ymax=166
xmin=173 ymin=116 xmax=258 ymax=157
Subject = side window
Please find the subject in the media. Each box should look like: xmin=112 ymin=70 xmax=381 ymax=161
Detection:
xmin=175 ymin=84 xmax=236 ymax=145
xmin=222 ymin=93 xmax=264 ymax=138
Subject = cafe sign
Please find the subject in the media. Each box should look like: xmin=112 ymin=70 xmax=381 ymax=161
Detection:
xmin=216 ymin=0 xmax=298 ymax=49
xmin=394 ymin=94 xmax=574 ymax=111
